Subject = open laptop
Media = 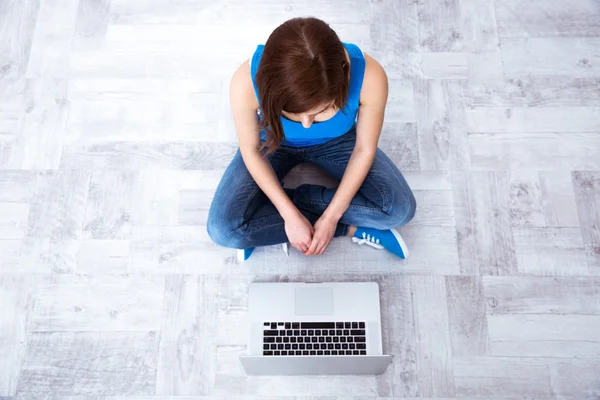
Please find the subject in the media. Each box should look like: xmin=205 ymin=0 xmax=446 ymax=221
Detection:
xmin=240 ymin=282 xmax=392 ymax=375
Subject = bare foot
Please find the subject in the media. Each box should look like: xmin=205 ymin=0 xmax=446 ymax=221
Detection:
xmin=347 ymin=225 xmax=357 ymax=237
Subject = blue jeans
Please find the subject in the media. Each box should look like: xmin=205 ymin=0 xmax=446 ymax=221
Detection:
xmin=207 ymin=126 xmax=416 ymax=248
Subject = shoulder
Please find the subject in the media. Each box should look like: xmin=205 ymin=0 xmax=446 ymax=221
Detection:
xmin=230 ymin=60 xmax=259 ymax=110
xmin=359 ymin=52 xmax=388 ymax=106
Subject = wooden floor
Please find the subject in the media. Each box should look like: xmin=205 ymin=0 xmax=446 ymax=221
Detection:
xmin=1 ymin=0 xmax=600 ymax=398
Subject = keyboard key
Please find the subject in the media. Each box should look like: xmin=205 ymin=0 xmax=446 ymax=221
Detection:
xmin=325 ymin=350 xmax=331 ymax=355
xmin=328 ymin=343 xmax=334 ymax=349
xmin=321 ymin=343 xmax=327 ymax=350
xmin=336 ymin=330 xmax=342 ymax=335
xmin=278 ymin=322 xmax=284 ymax=326
xmin=356 ymin=343 xmax=366 ymax=349
xmin=276 ymin=337 xmax=282 ymax=343
xmin=351 ymin=330 xmax=365 ymax=336
xmin=329 ymin=330 xmax=335 ymax=335
xmin=279 ymin=330 xmax=286 ymax=336
xmin=353 ymin=350 xmax=359 ymax=355
xmin=271 ymin=323 xmax=277 ymax=329
xmin=333 ymin=337 xmax=339 ymax=343
xmin=303 ymin=350 xmax=309 ymax=355
xmin=286 ymin=330 xmax=293 ymax=336
xmin=311 ymin=337 xmax=318 ymax=343
xmin=319 ymin=337 xmax=325 ymax=343
xmin=271 ymin=344 xmax=277 ymax=350
xmin=292 ymin=322 xmax=300 ymax=329
xmin=340 ymin=337 xmax=346 ymax=343
xmin=354 ymin=337 xmax=366 ymax=343
xmin=263 ymin=344 xmax=269 ymax=350
xmin=264 ymin=337 xmax=275 ymax=343
xmin=301 ymin=322 xmax=335 ymax=329
xmin=306 ymin=344 xmax=313 ymax=350
xmin=296 ymin=351 xmax=301 ymax=355
xmin=301 ymin=330 xmax=307 ymax=335
xmin=292 ymin=344 xmax=298 ymax=350
xmin=278 ymin=344 xmax=284 ymax=350
xmin=310 ymin=351 xmax=316 ymax=355
xmin=326 ymin=337 xmax=332 ymax=343
xmin=281 ymin=350 xmax=287 ymax=355
xmin=347 ymin=337 xmax=353 ymax=343
xmin=344 ymin=322 xmax=351 ymax=329
xmin=293 ymin=330 xmax=300 ymax=336
xmin=299 ymin=344 xmax=305 ymax=350
xmin=360 ymin=350 xmax=367 ymax=355
xmin=359 ymin=322 xmax=365 ymax=329
xmin=285 ymin=322 xmax=291 ymax=329
xmin=317 ymin=350 xmax=324 ymax=355
xmin=264 ymin=322 xmax=270 ymax=326
xmin=283 ymin=337 xmax=289 ymax=343
xmin=315 ymin=330 xmax=321 ymax=336
xmin=275 ymin=350 xmax=281 ymax=356
xmin=305 ymin=337 xmax=310 ymax=343
xmin=332 ymin=350 xmax=338 ymax=355
xmin=346 ymin=350 xmax=353 ymax=355
xmin=307 ymin=330 xmax=314 ymax=336
xmin=285 ymin=344 xmax=291 ymax=350
xmin=352 ymin=322 xmax=358 ymax=329
xmin=342 ymin=343 xmax=348 ymax=350
xmin=264 ymin=330 xmax=278 ymax=336
xmin=297 ymin=337 xmax=303 ymax=343
xmin=290 ymin=337 xmax=296 ymax=343
xmin=264 ymin=351 xmax=273 ymax=356
xmin=336 ymin=322 xmax=344 ymax=329
xmin=343 ymin=330 xmax=350 ymax=336
xmin=349 ymin=343 xmax=356 ymax=349
xmin=335 ymin=343 xmax=341 ymax=350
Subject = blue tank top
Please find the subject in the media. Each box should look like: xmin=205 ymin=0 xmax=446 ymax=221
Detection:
xmin=250 ymin=42 xmax=366 ymax=147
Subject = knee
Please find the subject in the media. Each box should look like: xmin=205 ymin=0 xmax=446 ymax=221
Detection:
xmin=207 ymin=209 xmax=246 ymax=249
xmin=385 ymin=185 xmax=417 ymax=228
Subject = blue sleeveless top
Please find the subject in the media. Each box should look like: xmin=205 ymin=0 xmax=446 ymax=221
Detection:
xmin=250 ymin=42 xmax=366 ymax=147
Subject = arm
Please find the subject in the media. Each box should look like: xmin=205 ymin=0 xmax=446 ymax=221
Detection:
xmin=229 ymin=61 xmax=313 ymax=251
xmin=306 ymin=53 xmax=388 ymax=255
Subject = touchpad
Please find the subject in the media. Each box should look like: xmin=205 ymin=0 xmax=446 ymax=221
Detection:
xmin=295 ymin=287 xmax=334 ymax=315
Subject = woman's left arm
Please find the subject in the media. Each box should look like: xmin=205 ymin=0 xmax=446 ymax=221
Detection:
xmin=305 ymin=53 xmax=388 ymax=255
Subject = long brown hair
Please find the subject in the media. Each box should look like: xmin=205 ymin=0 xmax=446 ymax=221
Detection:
xmin=255 ymin=17 xmax=350 ymax=153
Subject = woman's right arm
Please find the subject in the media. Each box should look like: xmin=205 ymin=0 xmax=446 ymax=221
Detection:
xmin=229 ymin=61 xmax=313 ymax=252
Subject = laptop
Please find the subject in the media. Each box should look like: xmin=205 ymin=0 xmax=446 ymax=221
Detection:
xmin=240 ymin=282 xmax=392 ymax=375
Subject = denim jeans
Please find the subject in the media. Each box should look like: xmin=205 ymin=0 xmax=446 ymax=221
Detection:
xmin=207 ymin=126 xmax=416 ymax=249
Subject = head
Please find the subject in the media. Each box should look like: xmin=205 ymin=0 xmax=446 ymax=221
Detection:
xmin=255 ymin=17 xmax=349 ymax=153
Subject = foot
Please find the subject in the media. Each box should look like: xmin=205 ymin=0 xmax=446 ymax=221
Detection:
xmin=352 ymin=227 xmax=409 ymax=259
xmin=237 ymin=247 xmax=255 ymax=262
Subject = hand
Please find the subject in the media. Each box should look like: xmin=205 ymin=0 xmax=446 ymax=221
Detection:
xmin=284 ymin=211 xmax=314 ymax=253
xmin=305 ymin=214 xmax=338 ymax=255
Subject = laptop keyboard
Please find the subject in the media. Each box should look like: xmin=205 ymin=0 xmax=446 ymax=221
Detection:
xmin=262 ymin=321 xmax=367 ymax=356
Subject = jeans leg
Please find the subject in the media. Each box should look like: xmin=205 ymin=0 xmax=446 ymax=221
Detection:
xmin=300 ymin=126 xmax=417 ymax=230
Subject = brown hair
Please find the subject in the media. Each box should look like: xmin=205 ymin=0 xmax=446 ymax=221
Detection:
xmin=255 ymin=17 xmax=350 ymax=153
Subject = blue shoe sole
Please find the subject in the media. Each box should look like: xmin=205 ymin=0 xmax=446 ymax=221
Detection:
xmin=389 ymin=228 xmax=409 ymax=259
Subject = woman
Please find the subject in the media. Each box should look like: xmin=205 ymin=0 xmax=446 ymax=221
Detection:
xmin=207 ymin=17 xmax=416 ymax=261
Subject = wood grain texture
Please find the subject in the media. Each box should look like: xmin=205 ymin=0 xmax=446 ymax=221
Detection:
xmin=73 ymin=0 xmax=111 ymax=50
xmin=0 ymin=0 xmax=40 ymax=79
xmin=16 ymin=331 xmax=159 ymax=396
xmin=549 ymin=359 xmax=600 ymax=400
xmin=377 ymin=123 xmax=420 ymax=171
xmin=445 ymin=276 xmax=489 ymax=356
xmin=412 ymin=276 xmax=454 ymax=397
xmin=451 ymin=172 xmax=517 ymax=275
xmin=573 ymin=171 xmax=600 ymax=273
xmin=418 ymin=0 xmax=461 ymax=51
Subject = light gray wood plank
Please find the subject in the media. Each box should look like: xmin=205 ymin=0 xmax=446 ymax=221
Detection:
xmin=385 ymin=80 xmax=416 ymax=122
xmin=0 ymin=202 xmax=29 ymax=239
xmin=469 ymin=133 xmax=600 ymax=171
xmin=76 ymin=239 xmax=129 ymax=274
xmin=496 ymin=0 xmax=600 ymax=38
xmin=0 ymin=0 xmax=40 ymax=79
xmin=83 ymin=171 xmax=137 ymax=239
xmin=467 ymin=106 xmax=600 ymax=133
xmin=16 ymin=331 xmax=159 ymax=396
xmin=483 ymin=276 xmax=600 ymax=315
xmin=491 ymin=340 xmax=600 ymax=359
xmin=502 ymin=37 xmax=600 ymax=78
xmin=156 ymin=275 xmax=219 ymax=395
xmin=0 ymin=240 xmax=22 ymax=270
xmin=0 ymin=276 xmax=35 ymax=396
xmin=451 ymin=172 xmax=517 ymax=275
xmin=26 ymin=0 xmax=79 ymax=79
xmin=573 ymin=171 xmax=600 ymax=273
xmin=60 ymin=142 xmax=238 ymax=170
xmin=0 ymin=172 xmax=34 ymax=202
xmin=421 ymin=52 xmax=504 ymax=82
xmin=370 ymin=0 xmax=419 ymax=53
xmin=73 ymin=0 xmax=111 ymax=51
xmin=380 ymin=276 xmax=417 ymax=397
xmin=32 ymin=275 xmax=164 ymax=331
xmin=418 ymin=0 xmax=461 ymax=51
xmin=458 ymin=0 xmax=499 ymax=52
xmin=488 ymin=314 xmax=600 ymax=342
xmin=453 ymin=357 xmax=553 ymax=398
xmin=465 ymin=77 xmax=600 ymax=108
xmin=415 ymin=79 xmax=468 ymax=170
xmin=7 ymin=79 xmax=68 ymax=169
xmin=178 ymin=189 xmax=213 ymax=225
xmin=403 ymin=171 xmax=452 ymax=191
xmin=445 ymin=276 xmax=489 ymax=356
xmin=377 ymin=122 xmax=420 ymax=171
xmin=410 ymin=190 xmax=454 ymax=227
xmin=412 ymin=276 xmax=454 ymax=397
xmin=19 ymin=170 xmax=90 ymax=273
xmin=509 ymin=171 xmax=579 ymax=228
xmin=514 ymin=227 xmax=589 ymax=276
xmin=549 ymin=359 xmax=600 ymax=400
